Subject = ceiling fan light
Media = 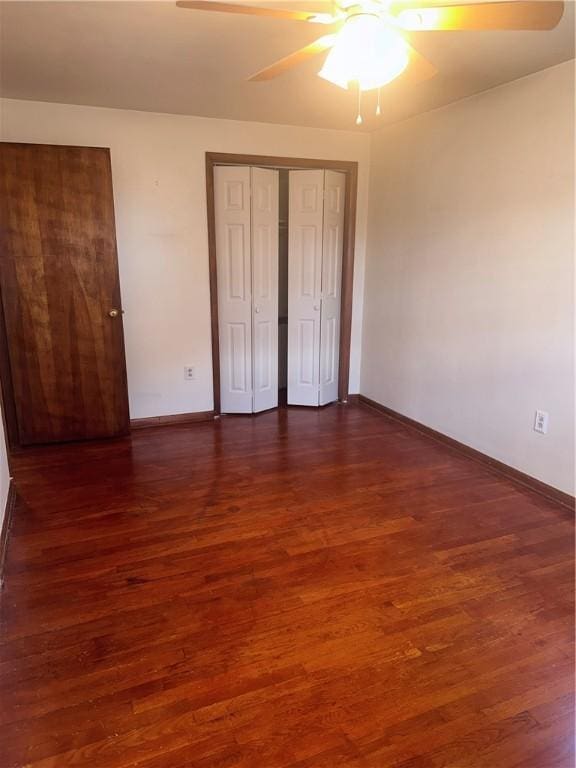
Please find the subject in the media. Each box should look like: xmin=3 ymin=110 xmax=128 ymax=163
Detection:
xmin=319 ymin=14 xmax=409 ymax=91
xmin=318 ymin=46 xmax=350 ymax=89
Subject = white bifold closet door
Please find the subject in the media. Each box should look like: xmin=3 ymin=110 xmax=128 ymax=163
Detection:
xmin=215 ymin=165 xmax=279 ymax=414
xmin=251 ymin=167 xmax=279 ymax=412
xmin=288 ymin=169 xmax=345 ymax=406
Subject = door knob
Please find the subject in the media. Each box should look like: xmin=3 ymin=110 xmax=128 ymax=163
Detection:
xmin=108 ymin=309 xmax=123 ymax=318
xmin=254 ymin=306 xmax=261 ymax=314
xmin=313 ymin=304 xmax=320 ymax=311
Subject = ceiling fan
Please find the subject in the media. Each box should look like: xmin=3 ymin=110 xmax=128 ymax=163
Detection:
xmin=176 ymin=0 xmax=565 ymax=123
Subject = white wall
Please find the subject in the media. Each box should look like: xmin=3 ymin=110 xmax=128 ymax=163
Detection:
xmin=362 ymin=61 xmax=575 ymax=495
xmin=0 ymin=99 xmax=370 ymax=417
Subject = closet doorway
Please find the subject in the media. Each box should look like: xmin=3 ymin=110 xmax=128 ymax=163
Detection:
xmin=206 ymin=152 xmax=358 ymax=416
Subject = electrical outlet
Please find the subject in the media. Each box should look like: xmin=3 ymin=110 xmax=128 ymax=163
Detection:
xmin=534 ymin=410 xmax=549 ymax=435
xmin=184 ymin=366 xmax=195 ymax=381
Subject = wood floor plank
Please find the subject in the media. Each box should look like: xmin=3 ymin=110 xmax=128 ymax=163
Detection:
xmin=0 ymin=404 xmax=573 ymax=767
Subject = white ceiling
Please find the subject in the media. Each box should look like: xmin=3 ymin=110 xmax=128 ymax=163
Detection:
xmin=0 ymin=1 xmax=574 ymax=131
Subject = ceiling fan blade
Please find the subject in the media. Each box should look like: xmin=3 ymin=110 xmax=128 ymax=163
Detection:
xmin=176 ymin=1 xmax=334 ymax=23
xmin=393 ymin=1 xmax=564 ymax=31
xmin=248 ymin=35 xmax=336 ymax=81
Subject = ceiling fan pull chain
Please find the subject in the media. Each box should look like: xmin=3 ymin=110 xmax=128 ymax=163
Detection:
xmin=376 ymin=88 xmax=382 ymax=117
xmin=355 ymin=86 xmax=363 ymax=126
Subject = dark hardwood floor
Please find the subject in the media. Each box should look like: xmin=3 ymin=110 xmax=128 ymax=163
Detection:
xmin=1 ymin=403 xmax=573 ymax=767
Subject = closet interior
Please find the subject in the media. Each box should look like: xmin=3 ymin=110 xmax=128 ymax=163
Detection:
xmin=278 ymin=170 xmax=289 ymax=405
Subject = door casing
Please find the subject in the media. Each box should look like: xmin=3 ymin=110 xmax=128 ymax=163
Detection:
xmin=206 ymin=152 xmax=358 ymax=415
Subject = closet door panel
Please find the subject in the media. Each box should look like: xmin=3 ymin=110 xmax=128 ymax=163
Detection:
xmin=319 ymin=170 xmax=345 ymax=405
xmin=251 ymin=167 xmax=279 ymax=413
xmin=287 ymin=170 xmax=324 ymax=406
xmin=215 ymin=166 xmax=253 ymax=413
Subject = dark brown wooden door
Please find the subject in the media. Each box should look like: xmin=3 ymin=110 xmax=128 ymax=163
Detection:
xmin=0 ymin=143 xmax=130 ymax=445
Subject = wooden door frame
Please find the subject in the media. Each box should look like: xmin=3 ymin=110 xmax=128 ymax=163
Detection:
xmin=206 ymin=151 xmax=358 ymax=415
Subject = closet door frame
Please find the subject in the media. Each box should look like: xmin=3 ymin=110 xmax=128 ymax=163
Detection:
xmin=206 ymin=152 xmax=358 ymax=416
